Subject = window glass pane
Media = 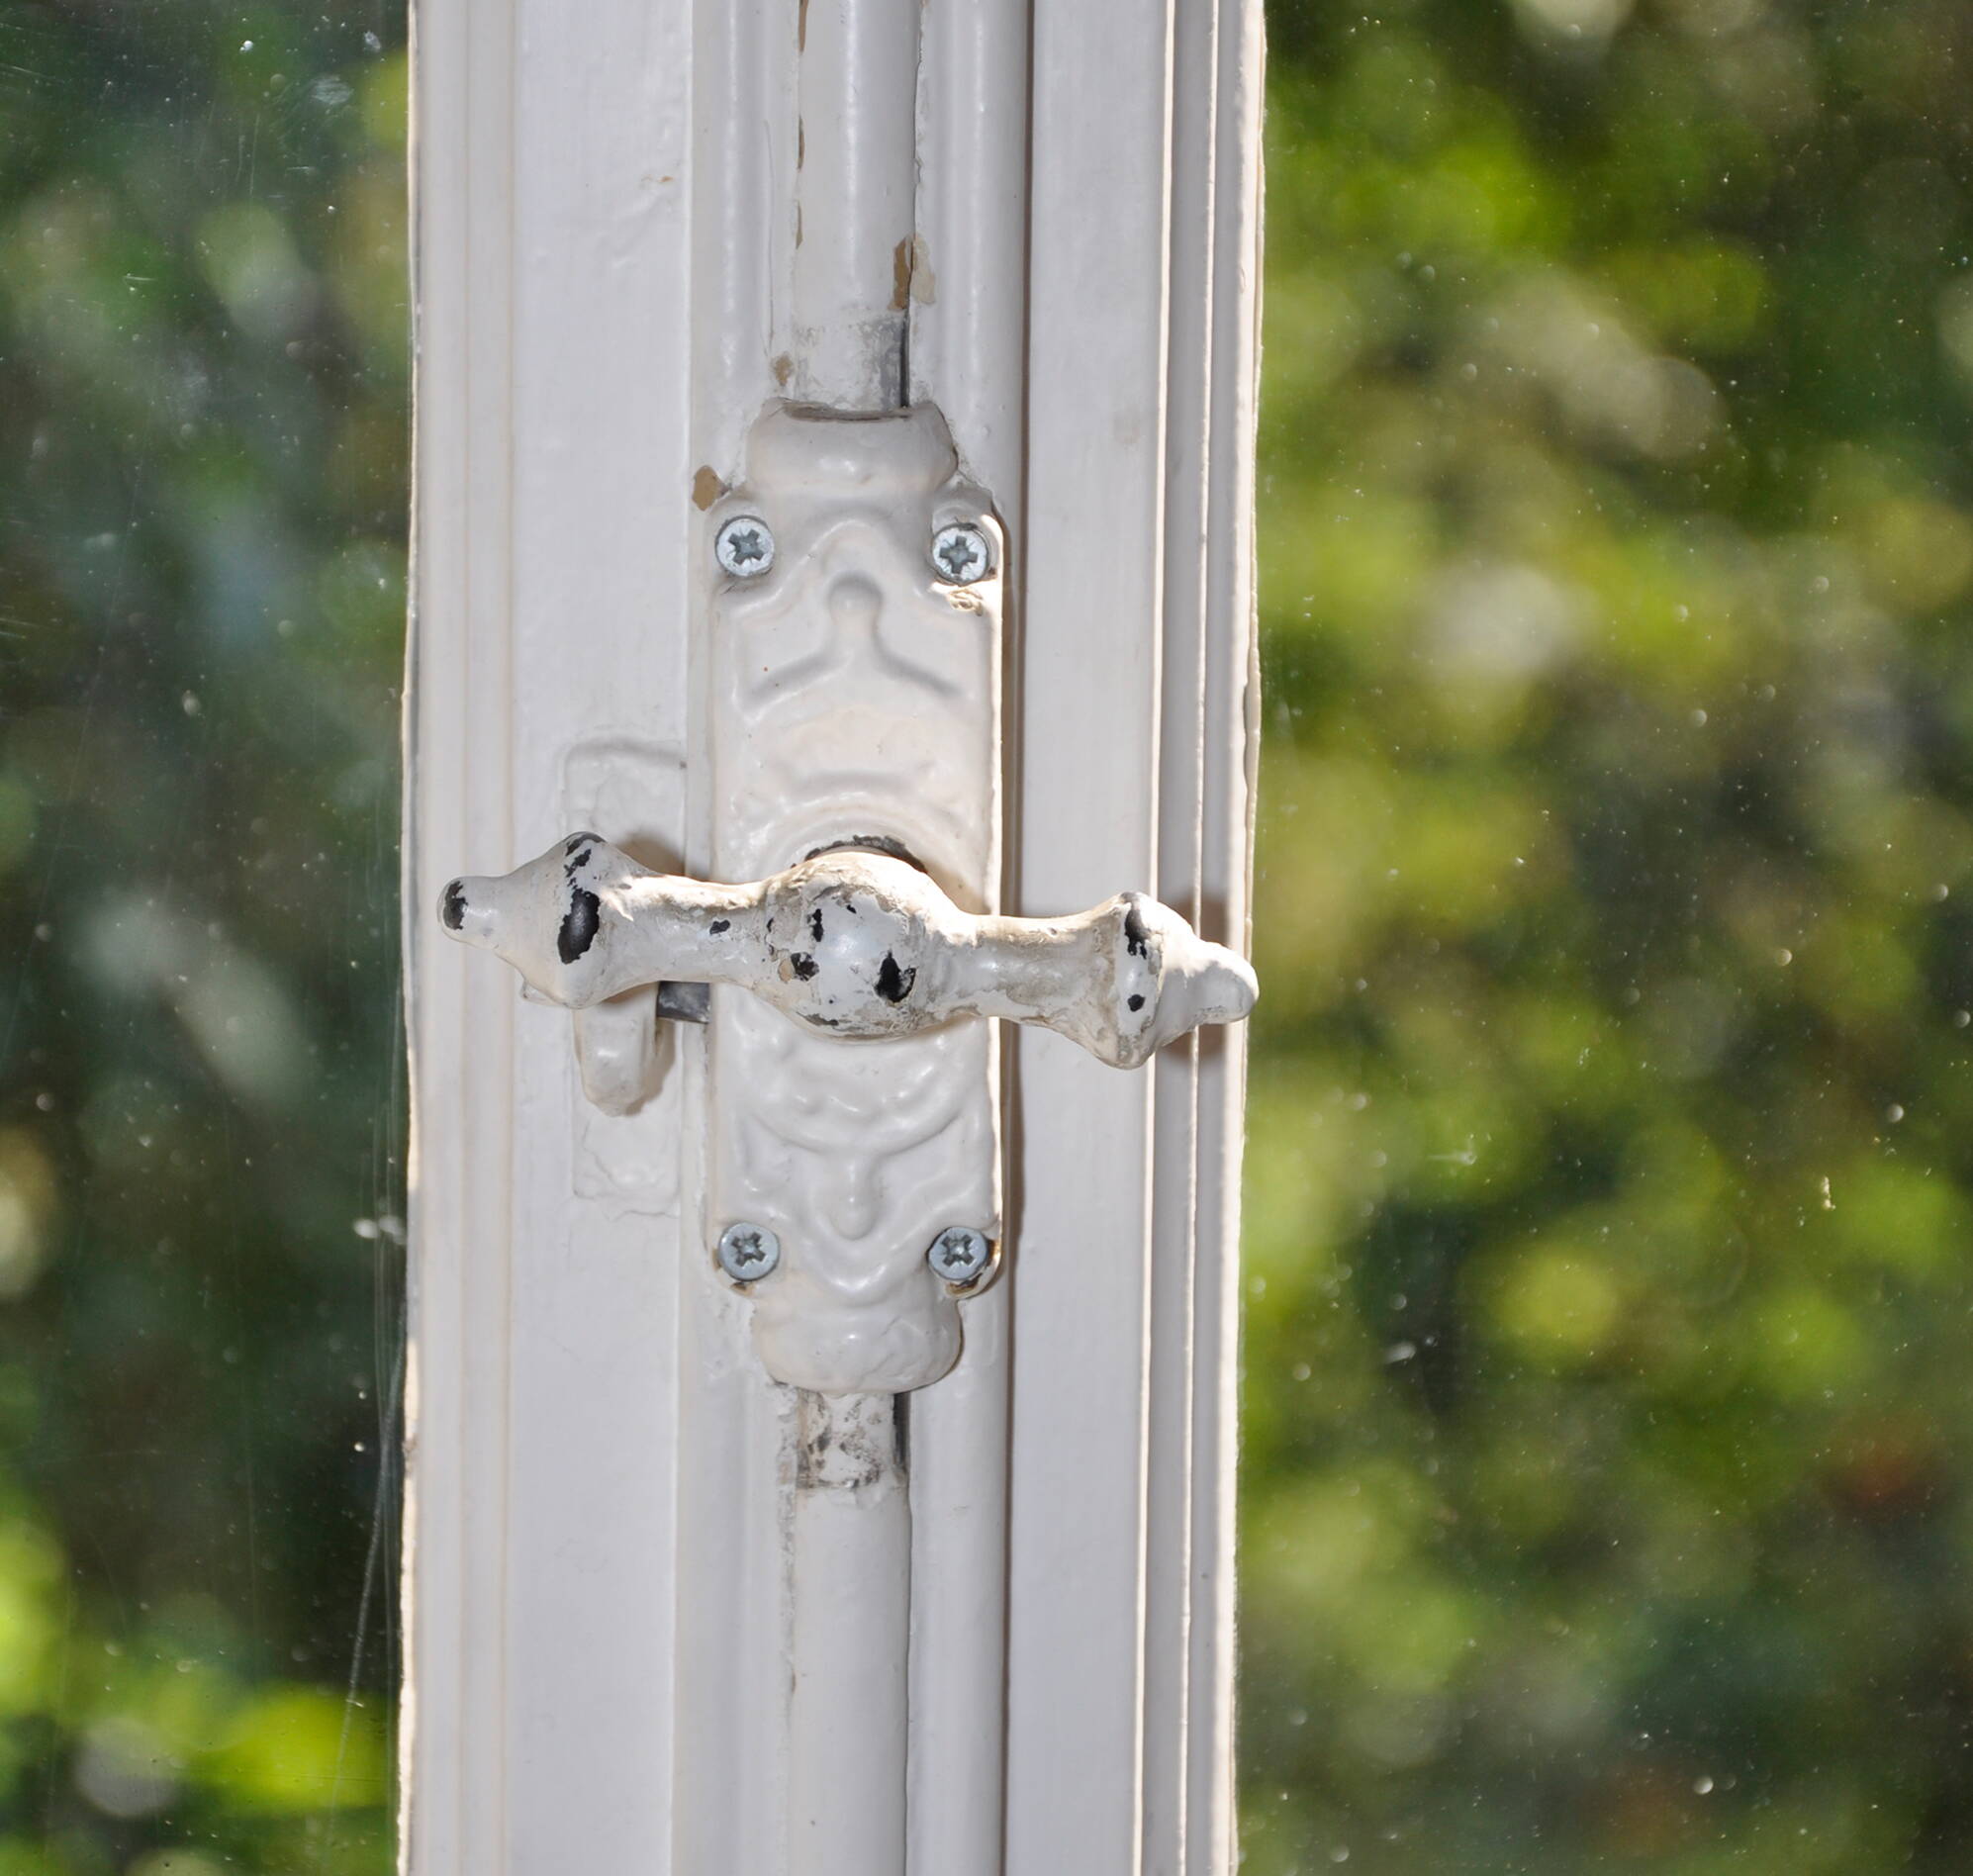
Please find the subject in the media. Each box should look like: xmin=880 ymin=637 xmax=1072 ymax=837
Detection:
xmin=1244 ymin=5 xmax=1973 ymax=1869
xmin=0 ymin=8 xmax=406 ymax=1870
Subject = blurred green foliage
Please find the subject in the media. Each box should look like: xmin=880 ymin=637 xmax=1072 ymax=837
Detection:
xmin=0 ymin=3 xmax=405 ymax=1869
xmin=1244 ymin=1 xmax=1973 ymax=1870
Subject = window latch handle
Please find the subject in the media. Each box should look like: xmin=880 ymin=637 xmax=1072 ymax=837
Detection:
xmin=441 ymin=833 xmax=1255 ymax=1072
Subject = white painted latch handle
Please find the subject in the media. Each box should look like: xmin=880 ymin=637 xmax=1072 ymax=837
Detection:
xmin=441 ymin=834 xmax=1256 ymax=1070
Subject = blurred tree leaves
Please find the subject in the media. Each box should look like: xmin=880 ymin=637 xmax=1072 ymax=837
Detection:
xmin=0 ymin=2 xmax=403 ymax=1868
xmin=1245 ymin=2 xmax=1973 ymax=1871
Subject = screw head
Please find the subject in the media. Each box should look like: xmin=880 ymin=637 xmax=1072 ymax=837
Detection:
xmin=714 ymin=515 xmax=776 ymax=578
xmin=716 ymin=1221 xmax=781 ymax=1283
xmin=930 ymin=521 xmax=992 ymax=586
xmin=927 ymin=1225 xmax=994 ymax=1288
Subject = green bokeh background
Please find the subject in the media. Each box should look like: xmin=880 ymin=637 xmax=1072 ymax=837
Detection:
xmin=0 ymin=5 xmax=405 ymax=1870
xmin=1244 ymin=2 xmax=1973 ymax=1870
xmin=3 ymin=0 xmax=1973 ymax=1870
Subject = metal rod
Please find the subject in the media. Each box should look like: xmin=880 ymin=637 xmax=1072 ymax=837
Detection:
xmin=781 ymin=4 xmax=925 ymax=1869
xmin=790 ymin=1390 xmax=911 ymax=1876
xmin=792 ymin=0 xmax=922 ymax=411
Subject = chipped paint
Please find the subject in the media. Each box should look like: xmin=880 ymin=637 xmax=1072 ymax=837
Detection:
xmin=440 ymin=840 xmax=1254 ymax=1071
xmin=890 ymin=233 xmax=937 ymax=312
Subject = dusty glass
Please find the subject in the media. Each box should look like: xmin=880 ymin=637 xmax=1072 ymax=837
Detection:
xmin=0 ymin=8 xmax=407 ymax=1870
xmin=1242 ymin=4 xmax=1973 ymax=1872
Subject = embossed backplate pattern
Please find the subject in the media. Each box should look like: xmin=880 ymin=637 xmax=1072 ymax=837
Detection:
xmin=706 ymin=402 xmax=1002 ymax=1394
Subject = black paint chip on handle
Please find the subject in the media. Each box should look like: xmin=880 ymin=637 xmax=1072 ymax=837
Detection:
xmin=558 ymin=885 xmax=603 ymax=963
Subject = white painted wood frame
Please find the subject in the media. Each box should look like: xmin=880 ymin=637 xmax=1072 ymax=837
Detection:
xmin=403 ymin=0 xmax=1264 ymax=1869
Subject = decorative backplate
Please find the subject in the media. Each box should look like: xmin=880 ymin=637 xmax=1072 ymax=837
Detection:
xmin=705 ymin=403 xmax=1001 ymax=1394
